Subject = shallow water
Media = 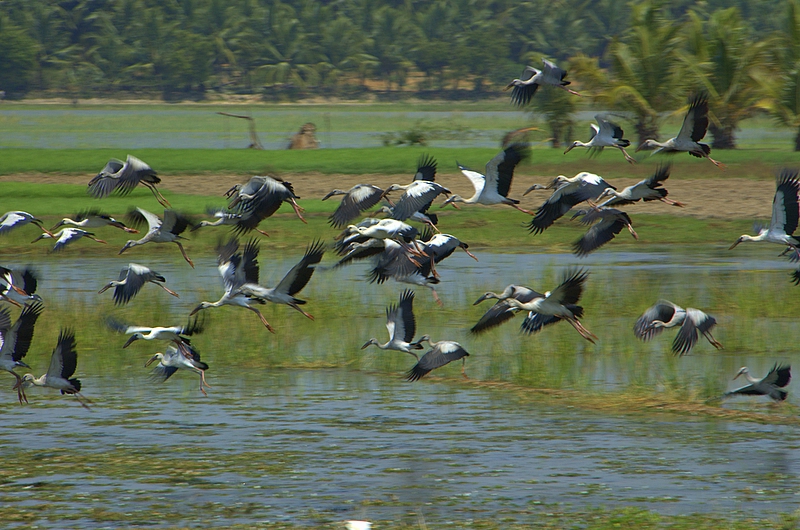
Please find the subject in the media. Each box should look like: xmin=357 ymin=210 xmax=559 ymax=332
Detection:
xmin=2 ymin=247 xmax=800 ymax=527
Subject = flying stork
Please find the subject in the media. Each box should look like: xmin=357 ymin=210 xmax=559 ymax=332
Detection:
xmin=146 ymin=343 xmax=211 ymax=396
xmin=191 ymin=208 xmax=270 ymax=237
xmin=226 ymin=175 xmax=306 ymax=225
xmin=570 ymin=207 xmax=638 ymax=256
xmin=595 ymin=164 xmax=684 ymax=208
xmin=525 ymin=172 xmax=615 ymax=234
xmin=322 ymin=184 xmax=385 ymax=229
xmin=724 ymin=364 xmax=791 ymax=401
xmin=505 ymin=58 xmax=581 ymax=106
xmin=32 ymin=228 xmax=108 ymax=252
xmin=634 ymin=300 xmax=722 ymax=355
xmin=51 ymin=210 xmax=138 ymax=233
xmin=361 ymin=289 xmax=425 ymax=356
xmin=0 ymin=266 xmax=42 ymax=307
xmin=0 ymin=211 xmax=54 ymax=238
xmin=18 ymin=328 xmax=90 ymax=409
xmin=120 ymin=207 xmax=195 ymax=268
xmin=88 ymin=154 xmax=171 ymax=207
xmin=564 ymin=115 xmax=636 ymax=164
xmin=0 ymin=302 xmax=43 ymax=404
xmin=98 ymin=263 xmax=179 ymax=305
xmin=635 ymin=92 xmax=723 ymax=169
xmin=441 ymin=144 xmax=533 ymax=214
xmin=470 ymin=285 xmax=543 ymax=334
xmin=405 ymin=336 xmax=469 ymax=382
xmin=107 ymin=315 xmax=205 ymax=358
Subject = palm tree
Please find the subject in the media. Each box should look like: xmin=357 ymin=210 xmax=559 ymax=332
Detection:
xmin=678 ymin=7 xmax=768 ymax=149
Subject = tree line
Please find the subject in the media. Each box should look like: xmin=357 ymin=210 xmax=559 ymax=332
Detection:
xmin=2 ymin=0 xmax=800 ymax=149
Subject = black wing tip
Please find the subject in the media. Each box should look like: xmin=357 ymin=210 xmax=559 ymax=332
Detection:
xmin=405 ymin=364 xmax=428 ymax=382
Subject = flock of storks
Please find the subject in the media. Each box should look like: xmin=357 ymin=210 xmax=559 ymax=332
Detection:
xmin=0 ymin=58 xmax=793 ymax=408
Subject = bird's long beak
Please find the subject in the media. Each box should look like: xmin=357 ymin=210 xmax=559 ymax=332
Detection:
xmin=473 ymin=294 xmax=489 ymax=305
xmin=97 ymin=283 xmax=112 ymax=294
xmin=733 ymin=371 xmax=743 ymax=381
xmin=189 ymin=304 xmax=203 ymax=316
xmin=523 ymin=185 xmax=544 ymax=196
xmin=122 ymin=336 xmax=138 ymax=348
xmin=360 ymin=341 xmax=372 ymax=350
xmin=503 ymin=83 xmax=514 ymax=91
xmin=563 ymin=144 xmax=575 ymax=154
xmin=635 ymin=143 xmax=647 ymax=153
xmin=50 ymin=220 xmax=65 ymax=232
xmin=17 ymin=361 xmax=30 ymax=369
xmin=31 ymin=233 xmax=46 ymax=243
xmin=91 ymin=236 xmax=108 ymax=245
xmin=321 ymin=190 xmax=340 ymax=201
xmin=729 ymin=239 xmax=741 ymax=250
xmin=144 ymin=354 xmax=159 ymax=367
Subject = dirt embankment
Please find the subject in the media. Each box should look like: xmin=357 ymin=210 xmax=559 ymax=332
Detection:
xmin=2 ymin=172 xmax=771 ymax=221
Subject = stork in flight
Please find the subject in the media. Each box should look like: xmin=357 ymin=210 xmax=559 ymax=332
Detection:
xmin=635 ymin=92 xmax=723 ymax=169
xmin=323 ymin=184 xmax=385 ymax=229
xmin=0 ymin=302 xmax=43 ymax=404
xmin=570 ymin=207 xmax=638 ymax=256
xmin=525 ymin=172 xmax=615 ymax=234
xmin=405 ymin=336 xmax=469 ymax=381
xmin=226 ymin=175 xmax=306 ymax=225
xmin=441 ymin=144 xmax=533 ymax=215
xmin=88 ymin=154 xmax=171 ymax=207
xmin=361 ymin=289 xmax=425 ymax=357
xmin=0 ymin=211 xmax=55 ymax=238
xmin=505 ymin=59 xmax=581 ymax=106
xmin=595 ymin=164 xmax=684 ymax=208
xmin=146 ymin=343 xmax=211 ymax=396
xmin=730 ymin=169 xmax=800 ymax=258
xmin=120 ymin=208 xmax=195 ymax=268
xmin=51 ymin=210 xmax=138 ymax=234
xmin=634 ymin=300 xmax=722 ymax=355
xmin=564 ymin=115 xmax=635 ymax=164
xmin=724 ymin=364 xmax=791 ymax=401
xmin=98 ymin=263 xmax=179 ymax=305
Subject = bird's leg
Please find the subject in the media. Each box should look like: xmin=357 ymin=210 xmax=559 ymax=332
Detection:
xmin=145 ymin=182 xmax=172 ymax=208
xmin=431 ymin=287 xmax=443 ymax=307
xmin=618 ymin=147 xmax=637 ymax=164
xmin=122 ymin=226 xmax=140 ymax=234
xmin=461 ymin=358 xmax=468 ymax=380
xmin=627 ymin=224 xmax=639 ymax=240
xmin=287 ymin=198 xmax=307 ymax=224
xmin=424 ymin=219 xmax=441 ymax=233
xmin=198 ymin=376 xmax=208 ymax=397
xmin=174 ymin=241 xmax=195 ymax=268
xmin=87 ymin=235 xmax=108 ymax=245
xmin=290 ymin=302 xmax=314 ymax=320
xmin=706 ymin=156 xmax=725 ymax=170
xmin=461 ymin=247 xmax=479 ymax=261
xmin=12 ymin=373 xmax=27 ymax=404
xmin=256 ymin=228 xmax=270 ymax=237
xmin=200 ymin=371 xmax=212 ymax=388
xmin=249 ymin=306 xmax=275 ymax=333
xmin=405 ymin=351 xmax=420 ymax=361
xmin=703 ymin=332 xmax=723 ymax=350
xmin=659 ymin=197 xmax=685 ymax=207
xmin=33 ymin=222 xmax=56 ymax=238
xmin=157 ymin=284 xmax=180 ymax=298
xmin=510 ymin=203 xmax=535 ymax=216
xmin=568 ymin=318 xmax=597 ymax=344
xmin=74 ymin=393 xmax=92 ymax=410
xmin=560 ymin=86 xmax=582 ymax=97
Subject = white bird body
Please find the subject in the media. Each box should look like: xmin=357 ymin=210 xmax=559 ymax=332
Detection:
xmin=32 ymin=228 xmax=107 ymax=252
xmin=635 ymin=93 xmax=723 ymax=168
xmin=0 ymin=302 xmax=43 ymax=404
xmin=442 ymin=144 xmax=532 ymax=214
xmin=119 ymin=208 xmax=194 ymax=267
xmin=634 ymin=300 xmax=722 ymax=355
xmin=146 ymin=343 xmax=211 ymax=396
xmin=19 ymin=328 xmax=90 ymax=408
xmin=51 ymin=210 xmax=138 ymax=233
xmin=725 ymin=364 xmax=791 ymax=401
xmin=471 ymin=285 xmax=543 ymax=334
xmin=107 ymin=316 xmax=204 ymax=357
xmin=361 ymin=289 xmax=425 ymax=356
xmin=0 ymin=266 xmax=42 ymax=307
xmin=98 ymin=263 xmax=178 ymax=305
xmin=88 ymin=154 xmax=170 ymax=206
xmin=505 ymin=59 xmax=581 ymax=106
xmin=526 ymin=172 xmax=615 ymax=234
xmin=564 ymin=116 xmax=635 ymax=164
xmin=596 ymin=164 xmax=683 ymax=208
xmin=406 ymin=336 xmax=469 ymax=381
xmin=192 ymin=209 xmax=270 ymax=237
xmin=730 ymin=170 xmax=800 ymax=254
xmin=0 ymin=211 xmax=54 ymax=237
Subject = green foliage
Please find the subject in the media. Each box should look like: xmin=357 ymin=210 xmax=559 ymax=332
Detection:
xmin=0 ymin=17 xmax=37 ymax=96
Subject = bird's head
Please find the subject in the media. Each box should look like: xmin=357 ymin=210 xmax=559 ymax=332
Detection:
xmin=729 ymin=235 xmax=749 ymax=250
xmin=16 ymin=373 xmax=35 ymax=389
xmin=144 ymin=352 xmax=165 ymax=367
xmin=473 ymin=292 xmax=498 ymax=305
xmin=441 ymin=195 xmax=462 ymax=209
xmin=733 ymin=367 xmax=749 ymax=380
xmin=119 ymin=240 xmax=137 ymax=254
xmin=321 ymin=189 xmax=345 ymax=201
xmin=190 ymin=302 xmax=211 ymax=316
xmin=380 ymin=184 xmax=401 ymax=198
xmin=563 ymin=141 xmax=580 ymax=154
xmin=50 ymin=218 xmax=69 ymax=231
xmin=122 ymin=333 xmax=143 ymax=348
xmin=360 ymin=338 xmax=378 ymax=350
xmin=30 ymin=232 xmax=52 ymax=244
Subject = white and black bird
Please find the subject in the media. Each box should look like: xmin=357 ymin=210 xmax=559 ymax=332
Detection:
xmin=526 ymin=172 xmax=615 ymax=234
xmin=361 ymin=290 xmax=425 ymax=356
xmin=146 ymin=343 xmax=211 ymax=396
xmin=98 ymin=263 xmax=179 ymax=305
xmin=0 ymin=302 xmax=43 ymax=404
xmin=226 ymin=175 xmax=306 ymax=225
xmin=19 ymin=328 xmax=90 ymax=409
xmin=725 ymin=364 xmax=791 ymax=401
xmin=564 ymin=115 xmax=635 ymax=164
xmin=405 ymin=336 xmax=469 ymax=382
xmin=107 ymin=315 xmax=205 ymax=357
xmin=191 ymin=208 xmax=270 ymax=237
xmin=571 ymin=207 xmax=638 ymax=256
xmin=382 ymin=155 xmax=449 ymax=222
xmin=0 ymin=211 xmax=54 ymax=238
xmin=634 ymin=300 xmax=722 ymax=355
xmin=635 ymin=93 xmax=723 ymax=168
xmin=478 ymin=270 xmax=596 ymax=343
xmin=51 ymin=210 xmax=139 ymax=233
xmin=120 ymin=208 xmax=195 ymax=268
xmin=32 ymin=228 xmax=107 ymax=252
xmin=0 ymin=266 xmax=42 ymax=307
xmin=505 ymin=58 xmax=581 ymax=106
xmin=442 ymin=144 xmax=532 ymax=214
xmin=470 ymin=285 xmax=544 ymax=334
xmin=88 ymin=154 xmax=171 ymax=206
xmin=595 ymin=164 xmax=684 ymax=208
xmin=323 ymin=184 xmax=386 ymax=229
xmin=730 ymin=170 xmax=800 ymax=256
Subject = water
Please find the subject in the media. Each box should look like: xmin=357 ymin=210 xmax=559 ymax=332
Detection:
xmin=2 ymin=249 xmax=800 ymax=527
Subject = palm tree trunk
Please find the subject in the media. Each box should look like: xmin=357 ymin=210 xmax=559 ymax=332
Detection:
xmin=709 ymin=123 xmax=736 ymax=149
xmin=635 ymin=115 xmax=660 ymax=147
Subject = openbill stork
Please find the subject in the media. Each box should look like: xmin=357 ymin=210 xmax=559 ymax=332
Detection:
xmin=0 ymin=266 xmax=42 ymax=307
xmin=405 ymin=336 xmax=469 ymax=382
xmin=51 ymin=210 xmax=138 ymax=233
xmin=146 ymin=343 xmax=211 ymax=396
xmin=571 ymin=207 xmax=638 ymax=256
xmin=98 ymin=263 xmax=179 ymax=305
xmin=120 ymin=208 xmax=195 ymax=268
xmin=191 ymin=238 xmax=325 ymax=331
xmin=526 ymin=172 xmax=615 ymax=234
xmin=730 ymin=169 xmax=800 ymax=257
xmin=0 ymin=211 xmax=54 ymax=238
xmin=635 ymin=93 xmax=723 ymax=169
xmin=88 ymin=154 xmax=171 ymax=207
xmin=0 ymin=302 xmax=43 ymax=404
xmin=634 ymin=300 xmax=722 ymax=355
xmin=376 ymin=205 xmax=438 ymax=232
xmin=32 ymin=228 xmax=107 ymax=252
xmin=442 ymin=144 xmax=532 ymax=214
xmin=226 ymin=175 xmax=306 ymax=225
xmin=564 ymin=115 xmax=635 ymax=164
xmin=505 ymin=59 xmax=581 ymax=106
xmin=595 ymin=164 xmax=684 ymax=208
xmin=18 ymin=329 xmax=90 ymax=409
xmin=471 ymin=285 xmax=543 ymax=334
xmin=382 ymin=154 xmax=448 ymax=222
xmin=323 ymin=185 xmax=385 ymax=229
xmin=361 ymin=289 xmax=425 ymax=356
xmin=107 ymin=315 xmax=205 ymax=358
xmin=724 ymin=364 xmax=791 ymax=401
xmin=191 ymin=208 xmax=270 ymax=237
